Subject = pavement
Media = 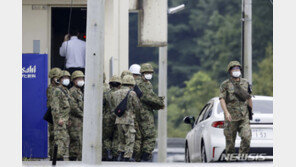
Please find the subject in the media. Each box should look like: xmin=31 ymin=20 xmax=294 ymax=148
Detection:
xmin=22 ymin=161 xmax=273 ymax=167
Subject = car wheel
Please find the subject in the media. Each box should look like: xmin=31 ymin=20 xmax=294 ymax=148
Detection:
xmin=185 ymin=145 xmax=190 ymax=163
xmin=201 ymin=142 xmax=207 ymax=163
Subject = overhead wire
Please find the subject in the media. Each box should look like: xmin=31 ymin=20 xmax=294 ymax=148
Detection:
xmin=63 ymin=0 xmax=74 ymax=70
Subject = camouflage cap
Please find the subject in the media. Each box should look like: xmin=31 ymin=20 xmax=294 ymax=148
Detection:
xmin=122 ymin=75 xmax=136 ymax=86
xmin=140 ymin=63 xmax=154 ymax=73
xmin=59 ymin=70 xmax=71 ymax=79
xmin=49 ymin=67 xmax=61 ymax=78
xmin=227 ymin=61 xmax=242 ymax=72
xmin=109 ymin=75 xmax=122 ymax=84
xmin=71 ymin=70 xmax=84 ymax=81
xmin=121 ymin=70 xmax=133 ymax=79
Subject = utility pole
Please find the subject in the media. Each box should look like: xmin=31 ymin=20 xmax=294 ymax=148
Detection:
xmin=82 ymin=0 xmax=105 ymax=165
xmin=158 ymin=46 xmax=168 ymax=162
xmin=158 ymin=3 xmax=185 ymax=162
xmin=242 ymin=0 xmax=252 ymax=83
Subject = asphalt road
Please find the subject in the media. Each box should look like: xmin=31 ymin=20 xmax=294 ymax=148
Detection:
xmin=22 ymin=161 xmax=273 ymax=167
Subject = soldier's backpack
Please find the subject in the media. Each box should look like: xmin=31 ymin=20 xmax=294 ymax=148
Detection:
xmin=43 ymin=107 xmax=53 ymax=124
xmin=43 ymin=87 xmax=72 ymax=124
xmin=230 ymin=79 xmax=253 ymax=120
xmin=113 ymin=90 xmax=131 ymax=117
xmin=134 ymin=85 xmax=143 ymax=98
xmin=230 ymin=79 xmax=251 ymax=102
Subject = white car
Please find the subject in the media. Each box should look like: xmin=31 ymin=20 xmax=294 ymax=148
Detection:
xmin=183 ymin=96 xmax=273 ymax=162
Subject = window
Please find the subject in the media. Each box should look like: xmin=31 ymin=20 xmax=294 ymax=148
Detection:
xmin=195 ymin=104 xmax=209 ymax=125
xmin=217 ymin=99 xmax=273 ymax=114
xmin=202 ymin=103 xmax=213 ymax=121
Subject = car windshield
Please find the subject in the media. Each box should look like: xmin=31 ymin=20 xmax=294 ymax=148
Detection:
xmin=217 ymin=99 xmax=273 ymax=114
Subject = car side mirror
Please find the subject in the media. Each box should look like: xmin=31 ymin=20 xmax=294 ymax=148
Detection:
xmin=183 ymin=116 xmax=195 ymax=128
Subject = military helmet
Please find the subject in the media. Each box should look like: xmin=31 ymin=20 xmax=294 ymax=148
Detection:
xmin=49 ymin=67 xmax=61 ymax=78
xmin=121 ymin=70 xmax=133 ymax=79
xmin=109 ymin=75 xmax=122 ymax=84
xmin=122 ymin=75 xmax=136 ymax=86
xmin=71 ymin=70 xmax=84 ymax=81
xmin=59 ymin=70 xmax=71 ymax=79
xmin=227 ymin=61 xmax=242 ymax=72
xmin=140 ymin=63 xmax=154 ymax=73
xmin=129 ymin=64 xmax=141 ymax=75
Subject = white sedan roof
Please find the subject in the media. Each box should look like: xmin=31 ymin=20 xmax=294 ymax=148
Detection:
xmin=211 ymin=95 xmax=273 ymax=102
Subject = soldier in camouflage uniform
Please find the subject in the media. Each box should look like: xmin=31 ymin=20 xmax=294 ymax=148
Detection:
xmin=51 ymin=70 xmax=72 ymax=160
xmin=102 ymin=73 xmax=113 ymax=161
xmin=103 ymin=75 xmax=121 ymax=161
xmin=219 ymin=61 xmax=252 ymax=159
xmin=129 ymin=64 xmax=143 ymax=161
xmin=109 ymin=71 xmax=134 ymax=159
xmin=137 ymin=63 xmax=165 ymax=161
xmin=68 ymin=70 xmax=84 ymax=161
xmin=47 ymin=67 xmax=62 ymax=160
xmin=111 ymin=75 xmax=141 ymax=161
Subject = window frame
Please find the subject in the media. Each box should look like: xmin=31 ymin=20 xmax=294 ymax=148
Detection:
xmin=195 ymin=104 xmax=210 ymax=125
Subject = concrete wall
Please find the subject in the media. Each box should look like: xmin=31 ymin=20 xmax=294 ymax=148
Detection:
xmin=22 ymin=0 xmax=129 ymax=81
xmin=22 ymin=5 xmax=50 ymax=54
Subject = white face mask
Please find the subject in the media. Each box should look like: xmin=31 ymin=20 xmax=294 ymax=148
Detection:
xmin=232 ymin=71 xmax=241 ymax=78
xmin=62 ymin=79 xmax=70 ymax=86
xmin=77 ymin=80 xmax=85 ymax=87
xmin=144 ymin=74 xmax=153 ymax=80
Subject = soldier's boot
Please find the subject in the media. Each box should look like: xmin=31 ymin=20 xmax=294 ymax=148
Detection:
xmin=117 ymin=152 xmax=125 ymax=161
xmin=141 ymin=152 xmax=151 ymax=162
xmin=107 ymin=149 xmax=113 ymax=161
xmin=69 ymin=157 xmax=77 ymax=161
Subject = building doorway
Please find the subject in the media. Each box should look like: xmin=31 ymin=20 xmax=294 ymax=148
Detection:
xmin=51 ymin=7 xmax=87 ymax=69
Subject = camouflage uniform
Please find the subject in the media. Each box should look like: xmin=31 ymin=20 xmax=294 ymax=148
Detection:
xmin=51 ymin=71 xmax=71 ymax=159
xmin=137 ymin=63 xmax=164 ymax=160
xmin=47 ymin=67 xmax=61 ymax=159
xmin=46 ymin=84 xmax=55 ymax=159
xmin=111 ymin=76 xmax=141 ymax=160
xmin=110 ymin=71 xmax=133 ymax=159
xmin=68 ymin=71 xmax=84 ymax=161
xmin=102 ymin=77 xmax=112 ymax=160
xmin=133 ymin=76 xmax=143 ymax=161
xmin=103 ymin=75 xmax=121 ymax=160
xmin=219 ymin=61 xmax=252 ymax=156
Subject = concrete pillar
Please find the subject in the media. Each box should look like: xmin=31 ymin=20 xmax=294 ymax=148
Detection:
xmin=104 ymin=0 xmax=129 ymax=80
xmin=82 ymin=0 xmax=105 ymax=164
xmin=242 ymin=0 xmax=252 ymax=83
xmin=158 ymin=46 xmax=168 ymax=162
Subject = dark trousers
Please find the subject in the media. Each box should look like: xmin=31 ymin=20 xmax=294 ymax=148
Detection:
xmin=66 ymin=67 xmax=85 ymax=75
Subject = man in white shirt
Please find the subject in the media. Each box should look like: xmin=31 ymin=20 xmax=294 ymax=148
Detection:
xmin=59 ymin=29 xmax=86 ymax=74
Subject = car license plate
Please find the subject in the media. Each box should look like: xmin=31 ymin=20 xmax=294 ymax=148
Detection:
xmin=252 ymin=129 xmax=272 ymax=140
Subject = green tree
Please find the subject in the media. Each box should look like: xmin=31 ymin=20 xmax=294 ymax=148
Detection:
xmin=167 ymin=71 xmax=219 ymax=137
xmin=253 ymin=43 xmax=273 ymax=96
